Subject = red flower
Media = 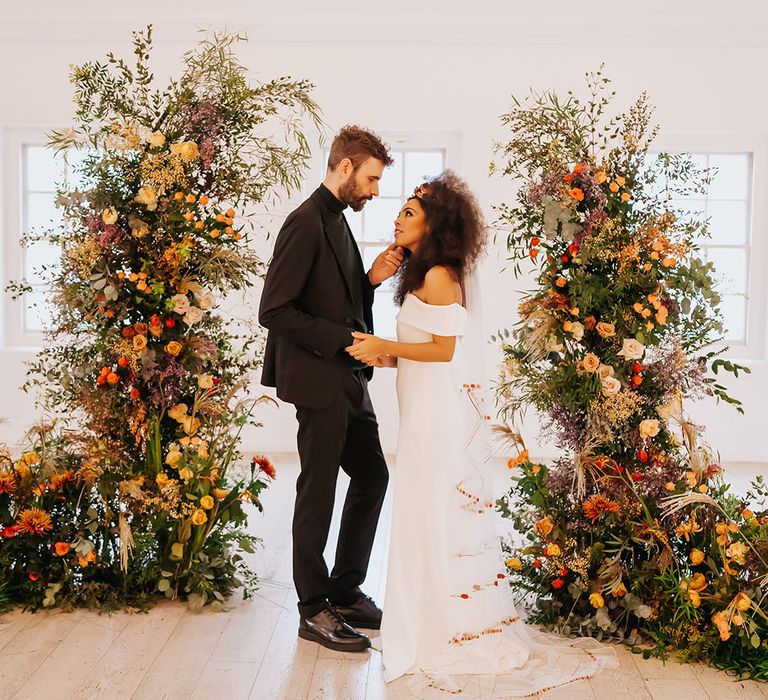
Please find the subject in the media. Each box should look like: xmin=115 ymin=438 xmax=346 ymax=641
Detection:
xmin=165 ymin=317 xmax=176 ymax=328
xmin=552 ymin=578 xmax=565 ymax=589
xmin=529 ymin=248 xmax=539 ymax=259
xmin=559 ymin=567 xmax=569 ymax=576
xmin=252 ymin=455 xmax=276 ymax=480
xmin=531 ymin=237 xmax=541 ymax=246
xmin=631 ymin=375 xmax=643 ymax=386
xmin=129 ymin=387 xmax=140 ymax=401
xmin=561 ymin=255 xmax=569 ymax=263
xmin=532 ymin=559 xmax=542 ymax=569
xmin=637 ymin=449 xmax=649 ymax=463
xmin=567 ymin=243 xmax=579 ymax=255
xmin=1 ymin=526 xmax=18 ymax=538
xmin=573 ymin=162 xmax=586 ymax=175
xmin=28 ymin=572 xmax=41 ymax=582
xmin=613 ymin=465 xmax=625 ymax=474
xmin=632 ymin=472 xmax=643 ymax=482
xmin=563 ymin=174 xmax=573 ymax=183
xmin=632 ymin=362 xmax=643 ymax=373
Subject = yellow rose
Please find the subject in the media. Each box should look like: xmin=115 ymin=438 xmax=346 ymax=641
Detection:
xmin=689 ymin=572 xmax=707 ymax=591
xmin=155 ymin=473 xmax=171 ymax=489
xmin=168 ymin=403 xmax=188 ymax=422
xmin=170 ymin=542 xmax=184 ymax=560
xmin=595 ymin=171 xmax=607 ymax=184
xmin=688 ymin=590 xmax=701 ymax=608
xmin=165 ymin=449 xmax=183 ymax=468
xmin=589 ymin=592 xmax=605 ymax=609
xmin=133 ymin=334 xmax=148 ymax=352
xmin=212 ymin=488 xmax=229 ymax=500
xmin=596 ymin=322 xmax=615 ymax=338
xmin=191 ymin=508 xmax=207 ymax=526
xmin=543 ymin=543 xmax=561 ymax=558
xmin=171 ymin=141 xmax=199 ymax=161
xmin=505 ymin=557 xmax=523 ymax=571
xmin=197 ymin=374 xmax=214 ymax=389
xmin=612 ymin=581 xmax=628 ymax=597
xmin=165 ymin=341 xmax=183 ymax=357
xmin=178 ymin=466 xmax=194 ymax=482
xmin=734 ymin=593 xmax=752 ymax=611
xmin=102 ymin=207 xmax=118 ymax=225
xmin=134 ymin=186 xmax=158 ymax=211
xmin=535 ymin=517 xmax=554 ymax=538
xmin=148 ymin=131 xmax=166 ymax=148
xmin=181 ymin=415 xmax=201 ymax=436
xmin=690 ymin=548 xmax=705 ymax=565
xmin=200 ymin=495 xmax=214 ymax=510
xmin=639 ymin=419 xmax=660 ymax=439
xmin=582 ymin=353 xmax=600 ymax=373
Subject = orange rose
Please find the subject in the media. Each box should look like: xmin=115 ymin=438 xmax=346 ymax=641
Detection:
xmin=568 ymin=188 xmax=585 ymax=202
xmin=54 ymin=542 xmax=70 ymax=556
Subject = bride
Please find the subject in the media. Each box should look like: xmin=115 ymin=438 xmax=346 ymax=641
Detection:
xmin=346 ymin=171 xmax=616 ymax=697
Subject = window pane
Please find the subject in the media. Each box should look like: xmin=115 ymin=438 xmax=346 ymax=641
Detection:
xmin=719 ymin=294 xmax=747 ymax=343
xmin=404 ymin=152 xmax=444 ymax=194
xmin=707 ymin=200 xmax=748 ymax=245
xmin=25 ymin=192 xmax=62 ymax=234
xmin=706 ymin=247 xmax=748 ymax=295
xmin=708 ymin=154 xmax=749 ymax=200
xmin=25 ymin=145 xmax=61 ymax=191
xmin=23 ymin=289 xmax=54 ymax=333
xmin=670 ymin=198 xmax=706 ymax=217
xmin=372 ymin=291 xmax=398 ymax=339
xmin=24 ymin=240 xmax=60 ymax=280
xmin=363 ymin=198 xmax=401 ymax=242
xmin=379 ymin=152 xmax=403 ymax=198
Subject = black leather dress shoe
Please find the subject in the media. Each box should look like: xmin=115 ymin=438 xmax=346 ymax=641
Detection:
xmin=298 ymin=607 xmax=371 ymax=652
xmin=333 ymin=594 xmax=383 ymax=630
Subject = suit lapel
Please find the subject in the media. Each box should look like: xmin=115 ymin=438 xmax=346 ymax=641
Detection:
xmin=311 ymin=191 xmax=359 ymax=303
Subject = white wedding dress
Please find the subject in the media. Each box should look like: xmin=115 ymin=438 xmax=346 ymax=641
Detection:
xmin=379 ymin=292 xmax=617 ymax=698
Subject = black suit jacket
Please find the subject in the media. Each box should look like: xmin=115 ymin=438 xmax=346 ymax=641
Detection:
xmin=258 ymin=189 xmax=377 ymax=409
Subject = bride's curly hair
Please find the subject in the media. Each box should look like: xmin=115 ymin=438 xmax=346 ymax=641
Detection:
xmin=393 ymin=170 xmax=486 ymax=306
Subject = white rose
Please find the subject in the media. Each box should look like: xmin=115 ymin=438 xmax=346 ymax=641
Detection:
xmin=183 ymin=306 xmax=204 ymax=325
xmin=597 ymin=364 xmax=615 ymax=381
xmin=102 ymin=207 xmax=118 ymax=225
xmin=639 ymin=418 xmax=661 ymax=438
xmin=617 ymin=338 xmax=646 ymax=361
xmin=197 ymin=291 xmax=215 ymax=310
xmin=545 ymin=335 xmax=564 ymax=353
xmin=171 ymin=294 xmax=191 ymax=314
xmin=134 ymin=186 xmax=158 ymax=211
xmin=148 ymin=131 xmax=166 ymax=148
xmin=197 ymin=374 xmax=214 ymax=389
xmin=570 ymin=322 xmax=584 ymax=342
xmin=601 ymin=376 xmax=622 ymax=396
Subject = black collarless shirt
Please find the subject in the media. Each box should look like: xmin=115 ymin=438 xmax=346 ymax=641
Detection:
xmin=316 ymin=184 xmax=365 ymax=329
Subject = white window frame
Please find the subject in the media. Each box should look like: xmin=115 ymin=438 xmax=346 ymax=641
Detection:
xmin=652 ymin=133 xmax=768 ymax=360
xmin=309 ymin=130 xmax=462 ymax=336
xmin=2 ymin=125 xmax=62 ymax=348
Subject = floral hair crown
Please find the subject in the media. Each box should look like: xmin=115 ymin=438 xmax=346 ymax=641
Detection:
xmin=412 ymin=184 xmax=433 ymax=201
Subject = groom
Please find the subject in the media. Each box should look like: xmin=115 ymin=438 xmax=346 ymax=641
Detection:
xmin=259 ymin=126 xmax=404 ymax=652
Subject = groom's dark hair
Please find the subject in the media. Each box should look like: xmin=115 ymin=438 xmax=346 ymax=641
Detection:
xmin=327 ymin=125 xmax=393 ymax=171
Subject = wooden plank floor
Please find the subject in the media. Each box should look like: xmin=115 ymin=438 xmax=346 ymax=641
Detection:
xmin=1 ymin=456 xmax=766 ymax=699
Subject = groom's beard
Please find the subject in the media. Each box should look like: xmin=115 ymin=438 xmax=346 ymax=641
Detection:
xmin=339 ymin=177 xmax=373 ymax=212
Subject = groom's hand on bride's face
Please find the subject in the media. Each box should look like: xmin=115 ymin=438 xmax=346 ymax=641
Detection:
xmin=367 ymin=243 xmax=404 ymax=285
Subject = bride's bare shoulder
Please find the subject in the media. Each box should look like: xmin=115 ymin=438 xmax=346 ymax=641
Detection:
xmin=422 ymin=266 xmax=462 ymax=305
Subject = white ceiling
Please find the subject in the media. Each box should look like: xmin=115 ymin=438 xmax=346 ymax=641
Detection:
xmin=1 ymin=0 xmax=767 ymax=47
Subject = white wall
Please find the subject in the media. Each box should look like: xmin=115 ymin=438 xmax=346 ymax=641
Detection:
xmin=1 ymin=2 xmax=767 ymax=466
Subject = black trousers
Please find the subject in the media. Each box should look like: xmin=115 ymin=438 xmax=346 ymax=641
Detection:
xmin=292 ymin=371 xmax=389 ymax=619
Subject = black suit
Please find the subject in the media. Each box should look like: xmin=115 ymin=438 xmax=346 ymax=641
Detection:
xmin=259 ymin=185 xmax=389 ymax=618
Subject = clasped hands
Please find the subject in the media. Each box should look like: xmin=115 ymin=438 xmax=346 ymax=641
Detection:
xmin=346 ymin=332 xmax=391 ymax=367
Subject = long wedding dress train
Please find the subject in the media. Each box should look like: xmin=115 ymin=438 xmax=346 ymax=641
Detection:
xmin=379 ymin=293 xmax=616 ymax=698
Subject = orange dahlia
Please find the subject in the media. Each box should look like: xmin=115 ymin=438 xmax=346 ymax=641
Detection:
xmin=252 ymin=455 xmax=276 ymax=480
xmin=582 ymin=494 xmax=621 ymax=523
xmin=49 ymin=470 xmax=76 ymax=490
xmin=0 ymin=471 xmax=17 ymax=494
xmin=15 ymin=507 xmax=53 ymax=535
